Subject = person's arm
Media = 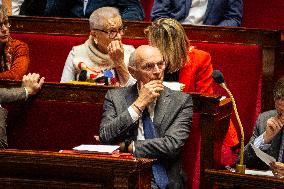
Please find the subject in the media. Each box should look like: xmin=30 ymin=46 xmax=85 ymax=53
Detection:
xmin=43 ymin=0 xmax=75 ymax=17
xmin=134 ymin=94 xmax=192 ymax=159
xmin=60 ymin=49 xmax=76 ymax=82
xmin=217 ymin=0 xmax=243 ymax=26
xmin=99 ymin=89 xmax=136 ymax=144
xmin=194 ymin=50 xmax=213 ymax=94
xmin=151 ymin=0 xmax=172 ymax=21
xmin=0 ymin=88 xmax=26 ymax=104
xmin=118 ymin=0 xmax=144 ymax=20
xmin=0 ymin=41 xmax=29 ymax=80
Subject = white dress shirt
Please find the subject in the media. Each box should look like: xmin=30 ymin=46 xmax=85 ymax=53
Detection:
xmin=182 ymin=0 xmax=208 ymax=25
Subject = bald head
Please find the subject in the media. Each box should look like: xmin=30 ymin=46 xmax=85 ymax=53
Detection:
xmin=128 ymin=45 xmax=165 ymax=84
xmin=130 ymin=45 xmax=162 ymax=68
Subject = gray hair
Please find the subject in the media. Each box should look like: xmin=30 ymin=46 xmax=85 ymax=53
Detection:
xmin=128 ymin=51 xmax=136 ymax=68
xmin=274 ymin=76 xmax=284 ymax=101
xmin=89 ymin=7 xmax=121 ymax=30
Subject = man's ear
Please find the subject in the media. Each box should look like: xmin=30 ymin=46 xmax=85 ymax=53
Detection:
xmin=128 ymin=66 xmax=137 ymax=79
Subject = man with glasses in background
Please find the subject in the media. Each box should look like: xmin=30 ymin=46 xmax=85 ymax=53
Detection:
xmin=60 ymin=7 xmax=135 ymax=86
xmin=0 ymin=5 xmax=29 ymax=80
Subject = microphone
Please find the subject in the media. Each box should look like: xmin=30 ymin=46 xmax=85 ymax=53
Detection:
xmin=212 ymin=70 xmax=246 ymax=174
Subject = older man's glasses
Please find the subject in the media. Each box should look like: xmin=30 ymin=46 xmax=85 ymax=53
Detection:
xmin=93 ymin=26 xmax=127 ymax=39
xmin=0 ymin=21 xmax=10 ymax=30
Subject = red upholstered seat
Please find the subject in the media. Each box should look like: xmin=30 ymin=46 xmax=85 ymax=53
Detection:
xmin=6 ymin=100 xmax=103 ymax=151
xmin=7 ymin=33 xmax=263 ymax=189
xmin=11 ymin=33 xmax=86 ymax=82
xmin=192 ymin=43 xmax=263 ymax=144
xmin=182 ymin=113 xmax=201 ymax=189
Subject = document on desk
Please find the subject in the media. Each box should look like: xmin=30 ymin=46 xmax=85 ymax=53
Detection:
xmin=73 ymin=145 xmax=120 ymax=154
xmin=251 ymin=144 xmax=276 ymax=166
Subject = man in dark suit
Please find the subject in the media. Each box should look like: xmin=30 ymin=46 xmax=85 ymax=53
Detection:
xmin=242 ymin=76 xmax=284 ymax=176
xmin=99 ymin=45 xmax=193 ymax=189
xmin=43 ymin=0 xmax=144 ymax=20
xmin=151 ymin=0 xmax=243 ymax=26
xmin=0 ymin=73 xmax=44 ymax=148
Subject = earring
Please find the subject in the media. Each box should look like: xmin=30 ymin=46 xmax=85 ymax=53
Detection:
xmin=93 ymin=38 xmax=98 ymax=45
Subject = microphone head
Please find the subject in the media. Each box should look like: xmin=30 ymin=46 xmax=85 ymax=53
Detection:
xmin=212 ymin=70 xmax=225 ymax=84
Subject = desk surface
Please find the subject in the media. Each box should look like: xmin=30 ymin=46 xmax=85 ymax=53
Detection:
xmin=205 ymin=168 xmax=284 ymax=189
xmin=0 ymin=149 xmax=154 ymax=189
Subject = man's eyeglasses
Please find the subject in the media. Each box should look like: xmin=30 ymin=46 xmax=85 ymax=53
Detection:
xmin=93 ymin=26 xmax=127 ymax=39
xmin=0 ymin=21 xmax=10 ymax=30
xmin=142 ymin=61 xmax=165 ymax=72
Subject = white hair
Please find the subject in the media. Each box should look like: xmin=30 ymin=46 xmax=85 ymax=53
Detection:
xmin=89 ymin=7 xmax=121 ymax=30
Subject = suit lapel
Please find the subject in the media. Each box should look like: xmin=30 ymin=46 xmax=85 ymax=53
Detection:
xmin=125 ymin=83 xmax=139 ymax=107
xmin=154 ymin=88 xmax=171 ymax=136
xmin=204 ymin=0 xmax=214 ymax=21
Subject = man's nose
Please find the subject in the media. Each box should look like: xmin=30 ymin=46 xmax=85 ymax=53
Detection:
xmin=114 ymin=32 xmax=122 ymax=40
xmin=153 ymin=64 xmax=160 ymax=73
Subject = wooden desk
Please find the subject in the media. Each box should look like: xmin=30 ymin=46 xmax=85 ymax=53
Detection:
xmin=204 ymin=169 xmax=284 ymax=189
xmin=0 ymin=149 xmax=154 ymax=189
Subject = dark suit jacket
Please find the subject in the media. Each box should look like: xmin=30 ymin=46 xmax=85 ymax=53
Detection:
xmin=151 ymin=0 xmax=243 ymax=26
xmin=99 ymin=84 xmax=193 ymax=188
xmin=0 ymin=88 xmax=26 ymax=148
xmin=43 ymin=0 xmax=144 ymax=20
xmin=242 ymin=110 xmax=282 ymax=169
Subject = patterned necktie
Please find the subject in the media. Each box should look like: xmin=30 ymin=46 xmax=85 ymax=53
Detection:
xmin=142 ymin=108 xmax=168 ymax=189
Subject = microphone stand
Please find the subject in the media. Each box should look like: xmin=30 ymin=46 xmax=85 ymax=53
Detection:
xmin=220 ymin=83 xmax=246 ymax=174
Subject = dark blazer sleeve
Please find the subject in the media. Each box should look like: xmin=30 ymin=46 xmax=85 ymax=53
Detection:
xmin=134 ymin=94 xmax=192 ymax=159
xmin=241 ymin=110 xmax=280 ymax=169
xmin=99 ymin=89 xmax=136 ymax=144
xmin=216 ymin=0 xmax=243 ymax=26
xmin=0 ymin=87 xmax=26 ymax=149
xmin=0 ymin=87 xmax=26 ymax=104
xmin=118 ymin=0 xmax=144 ymax=20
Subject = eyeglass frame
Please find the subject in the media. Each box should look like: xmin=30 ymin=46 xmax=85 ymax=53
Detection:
xmin=92 ymin=26 xmax=127 ymax=39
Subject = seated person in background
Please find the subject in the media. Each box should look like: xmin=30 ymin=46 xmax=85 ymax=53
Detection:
xmin=151 ymin=0 xmax=243 ymax=26
xmin=146 ymin=18 xmax=239 ymax=161
xmin=0 ymin=5 xmax=29 ymax=80
xmin=19 ymin=0 xmax=47 ymax=16
xmin=99 ymin=45 xmax=193 ymax=189
xmin=145 ymin=18 xmax=213 ymax=94
xmin=60 ymin=7 xmax=135 ymax=86
xmin=242 ymin=76 xmax=284 ymax=175
xmin=43 ymin=0 xmax=144 ymax=20
xmin=0 ymin=73 xmax=45 ymax=148
xmin=0 ymin=0 xmax=24 ymax=15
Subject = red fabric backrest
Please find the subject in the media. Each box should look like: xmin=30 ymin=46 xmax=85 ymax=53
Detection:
xmin=11 ymin=33 xmax=86 ymax=82
xmin=242 ymin=0 xmax=284 ymax=30
xmin=182 ymin=113 xmax=201 ymax=189
xmin=140 ymin=0 xmax=154 ymax=21
xmin=192 ymin=43 xmax=263 ymax=144
xmin=6 ymin=100 xmax=103 ymax=151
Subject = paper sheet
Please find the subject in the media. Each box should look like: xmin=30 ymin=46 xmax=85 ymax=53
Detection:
xmin=73 ymin=144 xmax=119 ymax=154
xmin=163 ymin=81 xmax=185 ymax=91
xmin=251 ymin=144 xmax=276 ymax=166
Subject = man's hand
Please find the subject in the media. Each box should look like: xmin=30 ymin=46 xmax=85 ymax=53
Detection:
xmin=22 ymin=73 xmax=45 ymax=96
xmin=263 ymin=116 xmax=284 ymax=143
xmin=133 ymin=80 xmax=164 ymax=111
xmin=270 ymin=162 xmax=284 ymax=178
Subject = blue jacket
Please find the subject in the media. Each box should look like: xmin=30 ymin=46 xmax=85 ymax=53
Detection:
xmin=151 ymin=0 xmax=243 ymax=26
xmin=44 ymin=0 xmax=144 ymax=20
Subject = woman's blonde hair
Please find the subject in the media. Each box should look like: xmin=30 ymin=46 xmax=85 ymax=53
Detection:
xmin=146 ymin=18 xmax=190 ymax=73
xmin=0 ymin=5 xmax=8 ymax=21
